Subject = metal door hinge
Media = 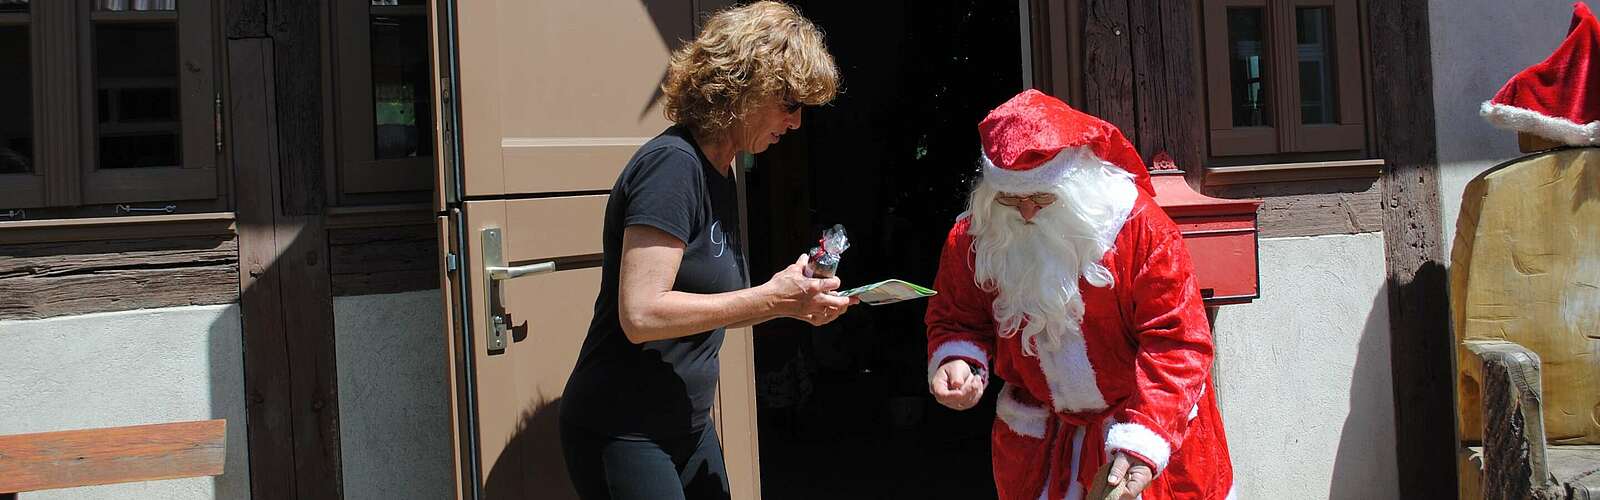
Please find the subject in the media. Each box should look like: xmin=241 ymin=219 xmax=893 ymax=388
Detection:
xmin=214 ymin=93 xmax=223 ymax=154
xmin=445 ymin=252 xmax=459 ymax=273
xmin=439 ymin=77 xmax=460 ymax=205
xmin=0 ymin=209 xmax=25 ymax=221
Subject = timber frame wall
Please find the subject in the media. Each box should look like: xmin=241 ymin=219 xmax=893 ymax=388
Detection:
xmin=2 ymin=0 xmax=1451 ymax=497
xmin=1031 ymin=0 xmax=1452 ymax=497
xmin=0 ymin=2 xmax=439 ymax=499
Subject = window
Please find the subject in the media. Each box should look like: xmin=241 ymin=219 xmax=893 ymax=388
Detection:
xmin=0 ymin=1 xmax=41 ymax=211
xmin=0 ymin=0 xmax=219 ymax=219
xmin=331 ymin=0 xmax=435 ymax=203
xmin=1202 ymin=0 xmax=1365 ymax=159
xmin=0 ymin=0 xmax=217 ymax=217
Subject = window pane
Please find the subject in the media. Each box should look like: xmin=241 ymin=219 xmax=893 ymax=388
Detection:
xmin=94 ymin=22 xmax=181 ymax=169
xmin=1227 ymin=8 xmax=1269 ymax=127
xmin=371 ymin=12 xmax=434 ymax=160
xmin=1297 ymin=7 xmax=1338 ymax=124
xmin=0 ymin=0 xmax=27 ymax=14
xmin=371 ymin=0 xmax=425 ymax=5
xmin=0 ymin=26 xmax=31 ymax=174
xmin=94 ymin=0 xmax=176 ymax=12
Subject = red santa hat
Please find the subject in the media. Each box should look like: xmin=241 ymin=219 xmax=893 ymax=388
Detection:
xmin=1480 ymin=2 xmax=1600 ymax=146
xmin=978 ymin=89 xmax=1156 ymax=196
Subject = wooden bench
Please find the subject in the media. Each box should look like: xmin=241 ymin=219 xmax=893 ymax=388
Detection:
xmin=0 ymin=419 xmax=226 ymax=498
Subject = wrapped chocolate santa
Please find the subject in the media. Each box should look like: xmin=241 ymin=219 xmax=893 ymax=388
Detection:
xmin=925 ymin=89 xmax=1235 ymax=500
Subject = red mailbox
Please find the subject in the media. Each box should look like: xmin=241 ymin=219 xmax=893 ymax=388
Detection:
xmin=1148 ymin=153 xmax=1263 ymax=305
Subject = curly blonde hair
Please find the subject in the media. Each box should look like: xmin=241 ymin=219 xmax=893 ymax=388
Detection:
xmin=661 ymin=1 xmax=839 ymax=138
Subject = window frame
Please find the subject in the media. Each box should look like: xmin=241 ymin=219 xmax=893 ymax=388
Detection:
xmin=80 ymin=0 xmax=219 ymax=206
xmin=329 ymin=1 xmax=434 ymax=204
xmin=0 ymin=8 xmax=43 ymax=209
xmin=0 ymin=0 xmax=223 ymax=217
xmin=1202 ymin=0 xmax=1365 ymax=159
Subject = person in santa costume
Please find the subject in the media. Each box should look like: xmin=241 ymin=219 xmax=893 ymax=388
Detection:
xmin=925 ymin=89 xmax=1234 ymax=500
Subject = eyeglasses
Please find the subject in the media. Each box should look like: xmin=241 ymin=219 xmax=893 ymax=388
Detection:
xmin=782 ymin=98 xmax=804 ymax=114
xmin=995 ymin=193 xmax=1058 ymax=207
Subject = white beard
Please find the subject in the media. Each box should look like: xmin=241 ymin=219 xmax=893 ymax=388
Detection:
xmin=964 ymin=154 xmax=1137 ymax=356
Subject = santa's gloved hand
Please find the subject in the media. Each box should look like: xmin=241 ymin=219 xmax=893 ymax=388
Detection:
xmin=1104 ymin=451 xmax=1154 ymax=500
xmin=929 ymin=359 xmax=985 ymax=410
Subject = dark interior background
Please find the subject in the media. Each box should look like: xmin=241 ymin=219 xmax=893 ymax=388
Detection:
xmin=746 ymin=1 xmax=1023 ymax=497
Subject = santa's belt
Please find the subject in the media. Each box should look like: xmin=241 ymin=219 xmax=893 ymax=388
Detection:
xmin=998 ymin=385 xmax=1113 ymax=500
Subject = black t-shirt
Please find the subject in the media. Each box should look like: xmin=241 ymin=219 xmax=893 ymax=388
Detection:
xmin=561 ymin=126 xmax=747 ymax=438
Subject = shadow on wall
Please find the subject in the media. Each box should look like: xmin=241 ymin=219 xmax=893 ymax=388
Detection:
xmin=208 ymin=314 xmax=252 ymax=498
xmin=1328 ymin=261 xmax=1453 ymax=500
xmin=1328 ymin=284 xmax=1399 ymax=500
xmin=483 ymin=397 xmax=577 ymax=500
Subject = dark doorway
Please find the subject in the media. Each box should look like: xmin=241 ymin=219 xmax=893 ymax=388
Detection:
xmin=746 ymin=1 xmax=1024 ymax=498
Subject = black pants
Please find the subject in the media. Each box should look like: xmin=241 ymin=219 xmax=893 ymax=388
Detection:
xmin=559 ymin=420 xmax=731 ymax=500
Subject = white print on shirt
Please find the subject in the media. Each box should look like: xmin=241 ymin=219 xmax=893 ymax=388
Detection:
xmin=710 ymin=220 xmax=726 ymax=258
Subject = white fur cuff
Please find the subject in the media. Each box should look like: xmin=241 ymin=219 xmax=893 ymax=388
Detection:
xmin=1105 ymin=421 xmax=1172 ymax=473
xmin=927 ymin=340 xmax=989 ymax=383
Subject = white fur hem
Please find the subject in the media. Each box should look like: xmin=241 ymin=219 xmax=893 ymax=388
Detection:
xmin=1481 ymin=101 xmax=1600 ymax=146
xmin=982 ymin=146 xmax=1105 ymax=194
xmin=928 ymin=340 xmax=989 ymax=382
xmin=997 ymin=384 xmax=1049 ymax=438
xmin=1105 ymin=422 xmax=1172 ymax=473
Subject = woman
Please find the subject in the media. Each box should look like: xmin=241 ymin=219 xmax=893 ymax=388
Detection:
xmin=559 ymin=3 xmax=849 ymax=499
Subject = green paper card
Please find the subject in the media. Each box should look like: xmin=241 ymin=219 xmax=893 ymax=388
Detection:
xmin=836 ymin=279 xmax=937 ymax=305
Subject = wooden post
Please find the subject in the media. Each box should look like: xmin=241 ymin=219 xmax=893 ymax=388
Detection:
xmin=1368 ymin=0 xmax=1456 ymax=497
xmin=226 ymin=1 xmax=343 ymax=498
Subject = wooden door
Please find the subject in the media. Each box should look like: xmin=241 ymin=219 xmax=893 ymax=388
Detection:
xmin=428 ymin=1 xmax=759 ymax=499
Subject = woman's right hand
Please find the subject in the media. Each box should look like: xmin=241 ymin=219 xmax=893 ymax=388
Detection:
xmin=763 ymin=253 xmax=853 ymax=326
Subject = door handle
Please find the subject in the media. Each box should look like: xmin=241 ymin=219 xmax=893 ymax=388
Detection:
xmin=482 ymin=227 xmax=555 ymax=352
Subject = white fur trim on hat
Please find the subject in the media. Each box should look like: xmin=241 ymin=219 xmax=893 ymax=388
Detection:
xmin=1105 ymin=421 xmax=1172 ymax=473
xmin=927 ymin=340 xmax=989 ymax=383
xmin=981 ymin=146 xmax=1107 ymax=194
xmin=1481 ymin=100 xmax=1600 ymax=146
xmin=997 ymin=383 xmax=1049 ymax=438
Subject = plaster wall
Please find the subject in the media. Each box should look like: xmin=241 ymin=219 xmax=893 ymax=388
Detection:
xmin=1430 ymin=0 xmax=1575 ymax=255
xmin=0 ymin=305 xmax=251 ymax=499
xmin=333 ymin=290 xmax=453 ymax=500
xmin=1212 ymin=232 xmax=1396 ymax=499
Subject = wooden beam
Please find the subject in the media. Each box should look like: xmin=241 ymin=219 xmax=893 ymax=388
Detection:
xmin=1155 ymin=0 xmax=1205 ymax=179
xmin=226 ymin=35 xmax=299 ymax=500
xmin=1368 ymin=0 xmax=1456 ymax=497
xmin=272 ymin=0 xmax=328 ymax=216
xmin=329 ymin=224 xmax=440 ymax=297
xmin=1203 ymin=177 xmax=1384 ymax=238
xmin=227 ymin=1 xmax=344 ymax=497
xmin=0 ymin=236 xmax=240 ymax=320
xmin=0 ymin=419 xmax=226 ymax=493
xmin=1128 ymin=0 xmax=1167 ymax=163
xmin=224 ymin=0 xmax=268 ymax=39
xmin=1080 ymin=0 xmax=1135 ymax=140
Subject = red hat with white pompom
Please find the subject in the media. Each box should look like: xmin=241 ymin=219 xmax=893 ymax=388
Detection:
xmin=977 ymin=89 xmax=1155 ymax=196
xmin=1481 ymin=2 xmax=1600 ymax=146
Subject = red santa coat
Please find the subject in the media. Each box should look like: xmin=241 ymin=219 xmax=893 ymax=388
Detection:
xmin=926 ymin=193 xmax=1234 ymax=500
